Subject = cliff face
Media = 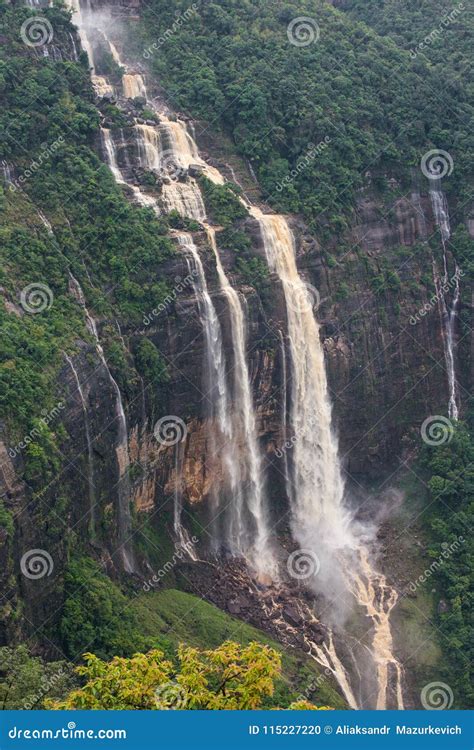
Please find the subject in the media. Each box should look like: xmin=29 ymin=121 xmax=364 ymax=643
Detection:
xmin=0 ymin=6 xmax=470 ymax=653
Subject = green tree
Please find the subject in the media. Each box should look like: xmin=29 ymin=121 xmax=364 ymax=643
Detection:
xmin=49 ymin=642 xmax=331 ymax=710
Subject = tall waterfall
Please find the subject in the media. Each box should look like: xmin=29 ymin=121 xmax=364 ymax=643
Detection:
xmin=69 ymin=2 xmax=405 ymax=706
xmin=429 ymin=182 xmax=460 ymax=420
xmin=249 ymin=210 xmax=350 ymax=552
xmin=205 ymin=227 xmax=276 ymax=578
xmin=250 ymin=208 xmax=404 ymax=709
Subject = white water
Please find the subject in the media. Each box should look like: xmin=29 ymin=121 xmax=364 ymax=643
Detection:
xmin=101 ymin=128 xmax=157 ymax=208
xmin=122 ymin=73 xmax=147 ymax=99
xmin=1 ymin=160 xmax=13 ymax=185
xmin=429 ymin=183 xmax=460 ymax=421
xmin=250 ymin=208 xmax=404 ymax=708
xmin=135 ymin=121 xmax=207 ymax=220
xmin=206 ymin=227 xmax=276 ymax=579
xmin=250 ymin=210 xmax=350 ymax=551
xmin=177 ymin=233 xmax=234 ymax=552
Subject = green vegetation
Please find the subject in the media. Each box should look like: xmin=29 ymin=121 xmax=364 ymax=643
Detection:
xmin=420 ymin=422 xmax=474 ymax=708
xmin=59 ymin=557 xmax=150 ymax=660
xmin=0 ymin=1 xmax=174 ymax=463
xmin=0 ymin=646 xmax=76 ymax=710
xmin=133 ymin=338 xmax=168 ymax=387
xmin=136 ymin=0 xmax=473 ymax=227
xmin=58 ymin=566 xmax=345 ymax=709
xmin=50 ymin=642 xmax=329 ymax=710
xmin=199 ymin=177 xmax=248 ymax=227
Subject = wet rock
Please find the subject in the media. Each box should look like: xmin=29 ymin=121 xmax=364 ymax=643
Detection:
xmin=283 ymin=605 xmax=302 ymax=627
xmin=132 ymin=96 xmax=147 ymax=108
xmin=189 ymin=164 xmax=204 ymax=178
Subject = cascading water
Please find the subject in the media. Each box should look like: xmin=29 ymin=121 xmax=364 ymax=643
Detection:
xmin=135 ymin=120 xmax=207 ymax=220
xmin=122 ymin=73 xmax=147 ymax=99
xmin=429 ymin=181 xmax=460 ymax=421
xmin=70 ymin=3 xmax=406 ymax=706
xmin=177 ymin=233 xmax=234 ymax=551
xmin=69 ymin=274 xmax=136 ymax=573
xmin=250 ymin=208 xmax=404 ymax=709
xmin=101 ymin=127 xmax=157 ymax=208
xmin=206 ymin=227 xmax=276 ymax=579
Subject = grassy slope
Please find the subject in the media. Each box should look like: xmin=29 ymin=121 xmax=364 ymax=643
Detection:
xmin=134 ymin=589 xmax=346 ymax=709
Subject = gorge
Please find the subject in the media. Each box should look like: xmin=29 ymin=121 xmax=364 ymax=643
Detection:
xmin=0 ymin=0 xmax=472 ymax=712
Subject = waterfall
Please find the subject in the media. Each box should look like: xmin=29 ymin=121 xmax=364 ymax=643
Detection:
xmin=206 ymin=227 xmax=276 ymax=579
xmin=71 ymin=4 xmax=405 ymax=707
xmin=1 ymin=160 xmax=14 ymax=186
xmin=179 ymin=232 xmax=231 ymax=547
xmin=178 ymin=234 xmax=229 ymax=431
xmin=162 ymin=182 xmax=206 ymax=222
xmin=135 ymin=121 xmax=207 ymax=220
xmin=178 ymin=233 xmax=247 ymax=555
xmin=122 ymin=73 xmax=147 ymax=99
xmin=101 ymin=128 xmax=125 ymax=183
xmin=65 ymin=354 xmax=96 ymax=535
xmin=158 ymin=116 xmax=224 ymax=185
xmin=136 ymin=123 xmax=161 ymax=171
xmin=69 ymin=274 xmax=136 ymax=573
xmin=250 ymin=208 xmax=404 ymax=708
xmin=101 ymin=127 xmax=158 ymax=208
xmin=250 ymin=209 xmax=350 ymax=551
xmin=429 ymin=182 xmax=460 ymax=420
xmin=64 ymin=0 xmax=96 ymax=73
xmin=37 ymin=209 xmax=54 ymax=235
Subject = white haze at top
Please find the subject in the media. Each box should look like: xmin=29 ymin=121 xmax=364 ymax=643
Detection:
xmin=65 ymin=1 xmax=405 ymax=708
